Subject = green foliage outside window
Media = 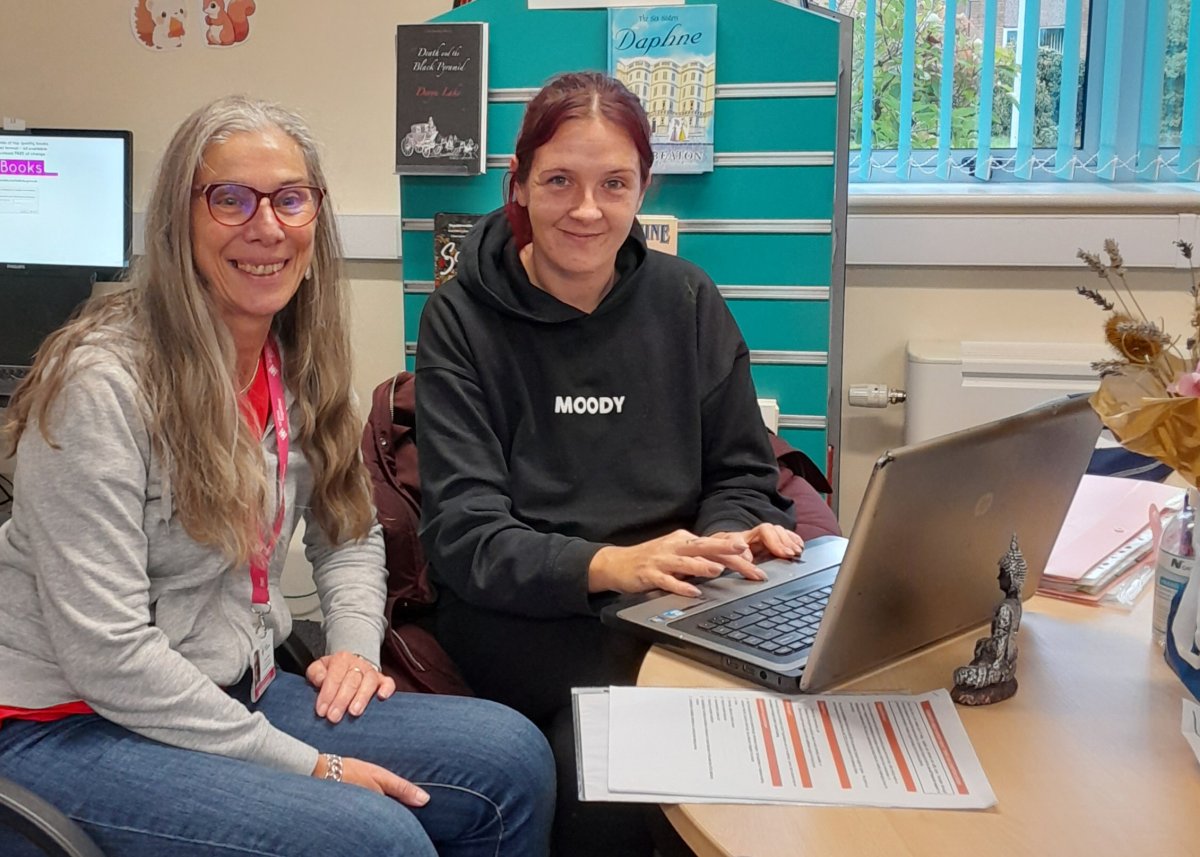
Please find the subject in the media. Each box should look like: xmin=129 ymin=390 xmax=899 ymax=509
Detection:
xmin=846 ymin=0 xmax=1017 ymax=150
xmin=842 ymin=0 xmax=1189 ymax=162
xmin=1161 ymin=0 xmax=1191 ymax=146
xmin=993 ymin=48 xmax=1084 ymax=148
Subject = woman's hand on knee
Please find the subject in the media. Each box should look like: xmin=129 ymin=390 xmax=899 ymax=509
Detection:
xmin=312 ymin=754 xmax=430 ymax=807
xmin=306 ymin=651 xmax=396 ymax=723
xmin=587 ymin=529 xmax=768 ymax=598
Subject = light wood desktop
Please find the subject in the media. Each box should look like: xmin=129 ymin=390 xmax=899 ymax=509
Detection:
xmin=637 ymin=594 xmax=1200 ymax=857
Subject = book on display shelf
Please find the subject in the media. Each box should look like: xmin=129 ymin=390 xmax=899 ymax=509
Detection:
xmin=637 ymin=213 xmax=678 ymax=255
xmin=395 ymin=22 xmax=488 ymax=175
xmin=433 ymin=212 xmax=482 ymax=287
xmin=608 ymin=5 xmax=716 ymax=174
xmin=529 ymin=1 xmax=683 ymax=8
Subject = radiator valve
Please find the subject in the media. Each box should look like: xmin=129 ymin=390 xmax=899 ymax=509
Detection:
xmin=848 ymin=384 xmax=907 ymax=408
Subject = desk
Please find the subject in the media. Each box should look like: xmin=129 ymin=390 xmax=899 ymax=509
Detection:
xmin=637 ymin=595 xmax=1200 ymax=857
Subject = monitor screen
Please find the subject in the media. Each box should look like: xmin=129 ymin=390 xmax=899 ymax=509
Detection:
xmin=0 ymin=128 xmax=132 ymax=276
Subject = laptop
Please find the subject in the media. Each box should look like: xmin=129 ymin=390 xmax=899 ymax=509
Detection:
xmin=601 ymin=394 xmax=1102 ymax=693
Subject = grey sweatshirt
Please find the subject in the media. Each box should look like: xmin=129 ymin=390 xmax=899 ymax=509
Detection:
xmin=0 ymin=339 xmax=386 ymax=775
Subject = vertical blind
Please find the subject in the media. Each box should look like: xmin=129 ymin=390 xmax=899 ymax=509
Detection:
xmin=836 ymin=0 xmax=1199 ymax=182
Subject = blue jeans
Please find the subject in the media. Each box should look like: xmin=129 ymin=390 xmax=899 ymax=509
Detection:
xmin=0 ymin=671 xmax=555 ymax=857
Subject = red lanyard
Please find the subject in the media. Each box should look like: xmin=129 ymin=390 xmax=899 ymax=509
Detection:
xmin=249 ymin=338 xmax=289 ymax=625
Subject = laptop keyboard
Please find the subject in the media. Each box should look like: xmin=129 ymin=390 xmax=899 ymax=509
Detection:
xmin=696 ymin=584 xmax=833 ymax=656
xmin=0 ymin=365 xmax=28 ymax=400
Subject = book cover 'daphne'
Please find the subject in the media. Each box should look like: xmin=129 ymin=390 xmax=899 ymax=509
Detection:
xmin=395 ymin=22 xmax=488 ymax=175
xmin=608 ymin=5 xmax=716 ymax=175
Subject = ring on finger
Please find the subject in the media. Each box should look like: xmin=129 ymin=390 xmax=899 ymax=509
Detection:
xmin=350 ymin=666 xmax=364 ymax=676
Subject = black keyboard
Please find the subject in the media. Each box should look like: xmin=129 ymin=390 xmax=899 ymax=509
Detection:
xmin=695 ymin=584 xmax=832 ymax=656
xmin=0 ymin=365 xmax=28 ymax=398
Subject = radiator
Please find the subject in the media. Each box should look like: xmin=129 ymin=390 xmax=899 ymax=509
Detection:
xmin=904 ymin=340 xmax=1107 ymax=445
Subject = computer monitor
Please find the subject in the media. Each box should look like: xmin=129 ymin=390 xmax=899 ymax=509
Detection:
xmin=0 ymin=128 xmax=132 ymax=401
xmin=0 ymin=128 xmax=132 ymax=276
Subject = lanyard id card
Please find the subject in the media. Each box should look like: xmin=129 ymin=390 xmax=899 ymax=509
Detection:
xmin=251 ymin=630 xmax=277 ymax=703
xmin=249 ymin=338 xmax=289 ymax=703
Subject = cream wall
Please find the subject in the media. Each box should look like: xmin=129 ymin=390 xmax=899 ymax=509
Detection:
xmin=838 ymin=264 xmax=1195 ymax=529
xmin=0 ymin=0 xmax=451 ymax=425
xmin=1 ymin=0 xmax=450 ymax=209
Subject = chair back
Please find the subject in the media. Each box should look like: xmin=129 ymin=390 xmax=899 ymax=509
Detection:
xmin=0 ymin=775 xmax=105 ymax=857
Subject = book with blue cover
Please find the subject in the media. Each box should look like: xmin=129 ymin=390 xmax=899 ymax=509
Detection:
xmin=608 ymin=5 xmax=717 ymax=174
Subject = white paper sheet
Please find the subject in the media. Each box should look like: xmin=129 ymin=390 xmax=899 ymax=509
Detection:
xmin=576 ymin=685 xmax=996 ymax=809
xmin=573 ymin=688 xmax=781 ymax=804
xmin=1183 ymin=697 xmax=1200 ymax=766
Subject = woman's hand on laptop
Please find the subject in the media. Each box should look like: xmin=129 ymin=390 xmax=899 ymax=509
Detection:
xmin=709 ymin=523 xmax=804 ymax=565
xmin=588 ymin=530 xmax=769 ymax=598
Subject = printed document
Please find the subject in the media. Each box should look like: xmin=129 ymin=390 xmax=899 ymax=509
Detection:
xmin=1183 ymin=697 xmax=1200 ymax=767
xmin=574 ymin=686 xmax=995 ymax=809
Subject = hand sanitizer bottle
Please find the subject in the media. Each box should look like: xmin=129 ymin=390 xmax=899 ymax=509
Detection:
xmin=1153 ymin=492 xmax=1196 ymax=647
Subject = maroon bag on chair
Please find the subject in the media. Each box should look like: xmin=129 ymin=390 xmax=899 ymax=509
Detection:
xmin=768 ymin=433 xmax=842 ymax=541
xmin=362 ymin=372 xmax=472 ymax=696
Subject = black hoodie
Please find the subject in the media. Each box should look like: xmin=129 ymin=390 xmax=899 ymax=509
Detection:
xmin=416 ymin=209 xmax=793 ymax=619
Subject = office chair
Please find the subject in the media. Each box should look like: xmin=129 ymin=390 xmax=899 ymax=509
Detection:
xmin=0 ymin=632 xmax=326 ymax=857
xmin=0 ymin=775 xmax=104 ymax=857
xmin=276 ymin=619 xmax=323 ymax=675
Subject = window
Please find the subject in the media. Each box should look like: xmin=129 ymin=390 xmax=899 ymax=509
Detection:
xmin=836 ymin=0 xmax=1197 ymax=182
xmin=1038 ymin=26 xmax=1065 ymax=51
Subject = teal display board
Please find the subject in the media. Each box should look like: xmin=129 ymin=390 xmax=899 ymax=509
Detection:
xmin=400 ymin=0 xmax=851 ymax=503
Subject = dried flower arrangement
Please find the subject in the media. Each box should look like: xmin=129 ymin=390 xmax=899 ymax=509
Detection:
xmin=1078 ymin=239 xmax=1200 ymax=484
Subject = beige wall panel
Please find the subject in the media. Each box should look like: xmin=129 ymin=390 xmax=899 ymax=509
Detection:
xmin=345 ymin=261 xmax=407 ymax=396
xmin=0 ymin=0 xmax=451 ymax=210
xmin=0 ymin=0 xmax=446 ymax=436
xmin=838 ymin=265 xmax=1194 ymax=530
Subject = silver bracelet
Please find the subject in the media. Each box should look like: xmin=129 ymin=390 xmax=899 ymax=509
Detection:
xmin=323 ymin=753 xmax=344 ymax=783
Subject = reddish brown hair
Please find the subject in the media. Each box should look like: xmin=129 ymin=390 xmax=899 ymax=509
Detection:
xmin=505 ymin=71 xmax=652 ymax=247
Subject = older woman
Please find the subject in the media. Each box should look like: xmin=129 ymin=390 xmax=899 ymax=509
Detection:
xmin=416 ymin=72 xmax=812 ymax=856
xmin=0 ymin=96 xmax=553 ymax=857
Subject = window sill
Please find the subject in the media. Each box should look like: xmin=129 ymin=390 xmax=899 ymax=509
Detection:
xmin=845 ymin=184 xmax=1200 ymax=268
xmin=848 ymin=182 xmax=1200 ymax=214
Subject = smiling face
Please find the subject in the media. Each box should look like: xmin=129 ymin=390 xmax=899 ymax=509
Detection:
xmin=513 ymin=116 xmax=646 ymax=298
xmin=190 ymin=127 xmax=315 ymax=344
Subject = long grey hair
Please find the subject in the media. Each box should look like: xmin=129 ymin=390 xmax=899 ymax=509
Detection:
xmin=6 ymin=95 xmax=374 ymax=562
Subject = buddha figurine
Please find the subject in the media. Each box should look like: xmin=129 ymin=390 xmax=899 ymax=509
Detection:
xmin=952 ymin=535 xmax=1027 ymax=705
